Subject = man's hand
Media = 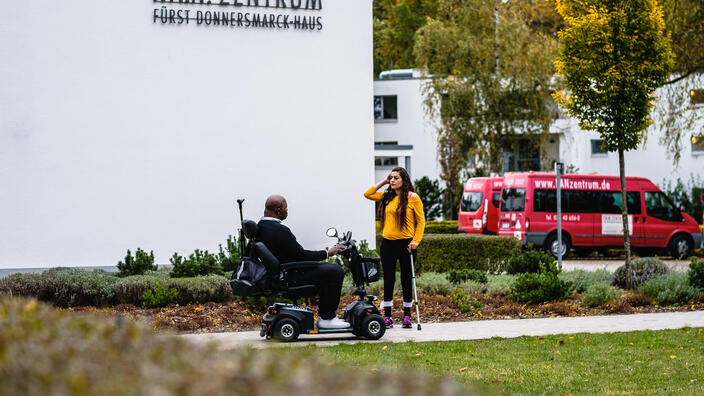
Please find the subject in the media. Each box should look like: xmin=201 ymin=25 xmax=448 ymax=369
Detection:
xmin=407 ymin=242 xmax=418 ymax=252
xmin=327 ymin=245 xmax=346 ymax=257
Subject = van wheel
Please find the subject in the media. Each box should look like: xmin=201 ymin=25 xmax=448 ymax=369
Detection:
xmin=546 ymin=233 xmax=571 ymax=260
xmin=273 ymin=318 xmax=300 ymax=342
xmin=668 ymin=234 xmax=692 ymax=260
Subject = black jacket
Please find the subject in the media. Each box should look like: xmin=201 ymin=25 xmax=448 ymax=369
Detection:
xmin=257 ymin=219 xmax=327 ymax=264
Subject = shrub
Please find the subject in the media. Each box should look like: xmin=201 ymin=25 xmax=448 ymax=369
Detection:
xmin=0 ymin=298 xmax=473 ymax=395
xmin=142 ymin=281 xmax=178 ymax=308
xmin=484 ymin=274 xmax=516 ymax=297
xmin=612 ymin=257 xmax=670 ymax=289
xmin=358 ymin=239 xmax=379 ymax=258
xmin=559 ymin=269 xmax=614 ymax=293
xmin=450 ymin=288 xmax=482 ymax=313
xmin=416 ymin=272 xmax=455 ymax=295
xmin=416 ymin=234 xmax=521 ymax=273
xmin=170 ymin=250 xmax=224 ymax=278
xmin=638 ymin=273 xmax=701 ymax=305
xmin=583 ymin=283 xmax=621 ymax=307
xmin=117 ymin=248 xmax=157 ymax=277
xmin=510 ymin=264 xmax=573 ymax=303
xmin=37 ymin=268 xmax=118 ymax=307
xmin=217 ymin=235 xmax=241 ymax=273
xmin=0 ymin=273 xmax=42 ymax=298
xmin=448 ymin=268 xmax=487 ymax=284
xmin=688 ymin=257 xmax=704 ymax=289
xmin=424 ymin=220 xmax=459 ymax=234
xmin=507 ymin=246 xmax=555 ymax=274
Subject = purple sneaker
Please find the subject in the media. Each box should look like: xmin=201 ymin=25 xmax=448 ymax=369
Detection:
xmin=402 ymin=316 xmax=412 ymax=328
xmin=383 ymin=316 xmax=394 ymax=329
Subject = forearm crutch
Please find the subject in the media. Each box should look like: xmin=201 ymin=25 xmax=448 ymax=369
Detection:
xmin=409 ymin=250 xmax=421 ymax=331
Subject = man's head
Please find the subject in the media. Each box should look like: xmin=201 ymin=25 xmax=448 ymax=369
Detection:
xmin=264 ymin=194 xmax=288 ymax=220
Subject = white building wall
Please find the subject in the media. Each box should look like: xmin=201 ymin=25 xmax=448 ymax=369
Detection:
xmin=373 ymin=78 xmax=440 ymax=183
xmin=0 ymin=0 xmax=374 ymax=268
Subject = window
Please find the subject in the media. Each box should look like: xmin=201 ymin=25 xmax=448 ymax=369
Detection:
xmin=461 ymin=192 xmax=483 ymax=212
xmin=591 ymin=139 xmax=607 ymax=155
xmin=491 ymin=191 xmax=501 ymax=208
xmin=645 ymin=191 xmax=683 ymax=222
xmin=598 ymin=191 xmax=641 ymax=214
xmin=501 ymin=188 xmax=526 ymax=212
xmin=502 ymin=142 xmax=540 ymax=172
xmin=374 ymin=95 xmax=398 ymax=121
xmin=692 ymin=134 xmax=704 ymax=153
xmin=533 ymin=189 xmax=640 ymax=214
xmin=691 ymin=89 xmax=704 ymax=105
xmin=374 ymin=157 xmax=398 ymax=166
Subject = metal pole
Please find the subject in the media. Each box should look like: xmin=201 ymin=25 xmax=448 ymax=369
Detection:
xmin=237 ymin=198 xmax=245 ymax=258
xmin=555 ymin=162 xmax=564 ymax=270
xmin=409 ymin=251 xmax=421 ymax=331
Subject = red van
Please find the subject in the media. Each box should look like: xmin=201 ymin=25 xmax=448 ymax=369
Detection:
xmin=498 ymin=172 xmax=703 ymax=259
xmin=458 ymin=177 xmax=504 ymax=235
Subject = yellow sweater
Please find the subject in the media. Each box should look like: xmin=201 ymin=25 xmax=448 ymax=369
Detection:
xmin=364 ymin=187 xmax=425 ymax=244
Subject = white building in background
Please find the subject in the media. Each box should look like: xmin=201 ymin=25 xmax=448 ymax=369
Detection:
xmin=373 ymin=70 xmax=441 ymax=183
xmin=374 ymin=70 xmax=704 ymax=187
xmin=1 ymin=1 xmax=375 ymax=269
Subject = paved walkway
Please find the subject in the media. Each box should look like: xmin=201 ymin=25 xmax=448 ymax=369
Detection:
xmin=561 ymin=259 xmax=689 ymax=272
xmin=182 ymin=310 xmax=704 ymax=349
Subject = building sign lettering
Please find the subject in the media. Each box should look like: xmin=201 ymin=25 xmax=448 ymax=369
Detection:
xmin=152 ymin=0 xmax=323 ymax=31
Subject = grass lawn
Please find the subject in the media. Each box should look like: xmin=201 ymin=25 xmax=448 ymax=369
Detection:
xmin=300 ymin=328 xmax=704 ymax=395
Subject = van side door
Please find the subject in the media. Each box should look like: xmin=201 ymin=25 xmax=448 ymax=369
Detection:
xmin=643 ymin=191 xmax=684 ymax=249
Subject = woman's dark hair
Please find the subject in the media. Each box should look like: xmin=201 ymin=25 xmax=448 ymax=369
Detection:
xmin=378 ymin=167 xmax=415 ymax=230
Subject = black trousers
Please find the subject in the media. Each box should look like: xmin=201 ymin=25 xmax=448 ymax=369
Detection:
xmin=380 ymin=238 xmax=414 ymax=303
xmin=286 ymin=262 xmax=344 ymax=320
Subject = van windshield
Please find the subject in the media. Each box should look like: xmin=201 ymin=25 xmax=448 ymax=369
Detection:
xmin=501 ymin=188 xmax=526 ymax=212
xmin=461 ymin=192 xmax=483 ymax=212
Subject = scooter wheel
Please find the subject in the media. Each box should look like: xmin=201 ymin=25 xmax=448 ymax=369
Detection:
xmin=360 ymin=314 xmax=385 ymax=340
xmin=273 ymin=318 xmax=300 ymax=342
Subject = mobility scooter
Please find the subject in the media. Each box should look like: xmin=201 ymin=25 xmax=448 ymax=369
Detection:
xmin=229 ymin=210 xmax=386 ymax=342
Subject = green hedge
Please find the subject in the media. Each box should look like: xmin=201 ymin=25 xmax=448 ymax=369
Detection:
xmin=0 ymin=268 xmax=233 ymax=307
xmin=424 ymin=220 xmax=458 ymax=234
xmin=416 ymin=234 xmax=521 ymax=273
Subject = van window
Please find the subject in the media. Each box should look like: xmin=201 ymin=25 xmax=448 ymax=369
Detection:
xmin=492 ymin=192 xmax=501 ymax=208
xmin=603 ymin=191 xmax=641 ymax=214
xmin=645 ymin=191 xmax=683 ymax=221
xmin=534 ymin=189 xmax=597 ymax=213
xmin=461 ymin=192 xmax=483 ymax=212
xmin=501 ymin=188 xmax=526 ymax=212
xmin=533 ymin=189 xmax=640 ymax=214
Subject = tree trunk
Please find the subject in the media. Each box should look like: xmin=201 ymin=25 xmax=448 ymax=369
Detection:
xmin=619 ymin=149 xmax=633 ymax=289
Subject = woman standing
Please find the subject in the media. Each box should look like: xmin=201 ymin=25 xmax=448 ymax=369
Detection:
xmin=364 ymin=167 xmax=425 ymax=328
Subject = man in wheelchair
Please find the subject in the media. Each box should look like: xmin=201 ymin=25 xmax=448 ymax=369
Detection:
xmin=257 ymin=195 xmax=349 ymax=329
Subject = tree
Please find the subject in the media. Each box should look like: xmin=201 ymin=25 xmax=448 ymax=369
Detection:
xmin=553 ymin=0 xmax=673 ymax=287
xmin=414 ymin=0 xmax=559 ymax=213
xmin=652 ymin=0 xmax=704 ymax=165
xmin=373 ymin=0 xmax=438 ymax=77
xmin=414 ymin=176 xmax=445 ymax=220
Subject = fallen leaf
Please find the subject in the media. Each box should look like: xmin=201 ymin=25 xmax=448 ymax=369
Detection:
xmin=670 ymin=355 xmax=677 ymax=359
xmin=458 ymin=367 xmax=467 ymax=373
xmin=382 ymin=345 xmax=388 ymax=350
